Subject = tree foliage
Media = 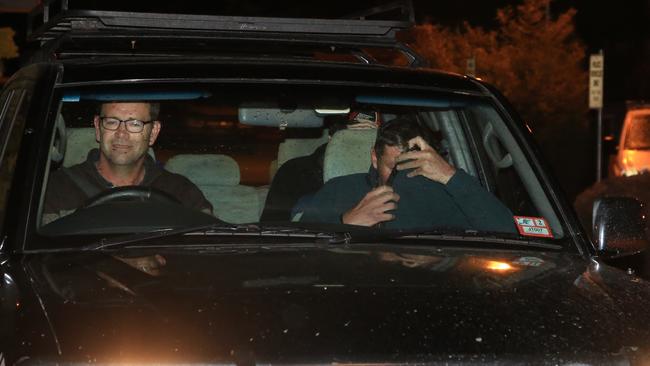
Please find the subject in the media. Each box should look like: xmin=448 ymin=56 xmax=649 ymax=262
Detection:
xmin=408 ymin=0 xmax=588 ymax=137
xmin=0 ymin=27 xmax=19 ymax=59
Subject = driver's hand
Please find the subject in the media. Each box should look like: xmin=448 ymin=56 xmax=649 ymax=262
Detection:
xmin=342 ymin=186 xmax=399 ymax=226
xmin=395 ymin=136 xmax=456 ymax=185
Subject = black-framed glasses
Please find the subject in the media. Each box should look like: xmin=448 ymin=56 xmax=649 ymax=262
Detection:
xmin=99 ymin=116 xmax=153 ymax=133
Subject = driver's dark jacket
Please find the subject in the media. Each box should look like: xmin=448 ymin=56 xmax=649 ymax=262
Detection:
xmin=300 ymin=168 xmax=516 ymax=233
xmin=43 ymin=149 xmax=212 ymax=222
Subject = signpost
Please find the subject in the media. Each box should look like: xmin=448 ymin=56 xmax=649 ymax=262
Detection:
xmin=589 ymin=52 xmax=604 ymax=181
xmin=466 ymin=57 xmax=476 ymax=77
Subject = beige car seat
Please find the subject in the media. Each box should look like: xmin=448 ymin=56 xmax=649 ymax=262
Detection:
xmin=323 ymin=128 xmax=377 ymax=183
xmin=165 ymin=154 xmax=261 ymax=223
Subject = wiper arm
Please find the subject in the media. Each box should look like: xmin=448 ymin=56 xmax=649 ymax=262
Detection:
xmin=395 ymin=228 xmax=562 ymax=250
xmin=81 ymin=223 xmax=351 ymax=251
xmin=193 ymin=224 xmax=352 ymax=243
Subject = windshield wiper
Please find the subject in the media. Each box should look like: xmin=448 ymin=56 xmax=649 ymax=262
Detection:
xmin=78 ymin=224 xmax=559 ymax=252
xmin=80 ymin=223 xmax=352 ymax=251
xmin=394 ymin=228 xmax=563 ymax=250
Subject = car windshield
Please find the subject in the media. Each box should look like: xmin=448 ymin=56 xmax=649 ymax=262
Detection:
xmin=34 ymin=83 xmax=565 ymax=248
xmin=624 ymin=112 xmax=650 ymax=150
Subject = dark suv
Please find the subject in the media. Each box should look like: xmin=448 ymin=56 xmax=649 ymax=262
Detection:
xmin=1 ymin=1 xmax=650 ymax=365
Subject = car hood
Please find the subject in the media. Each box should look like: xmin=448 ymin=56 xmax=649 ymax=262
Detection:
xmin=5 ymin=244 xmax=650 ymax=364
xmin=619 ymin=149 xmax=650 ymax=176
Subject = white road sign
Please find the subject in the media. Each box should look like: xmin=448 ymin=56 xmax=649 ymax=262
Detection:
xmin=466 ymin=57 xmax=476 ymax=77
xmin=589 ymin=54 xmax=604 ymax=109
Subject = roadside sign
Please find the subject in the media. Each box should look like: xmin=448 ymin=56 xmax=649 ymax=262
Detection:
xmin=589 ymin=54 xmax=604 ymax=109
xmin=466 ymin=57 xmax=476 ymax=77
xmin=590 ymin=52 xmax=604 ymax=181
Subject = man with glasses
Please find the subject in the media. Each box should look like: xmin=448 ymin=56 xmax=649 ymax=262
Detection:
xmin=43 ymin=101 xmax=212 ymax=223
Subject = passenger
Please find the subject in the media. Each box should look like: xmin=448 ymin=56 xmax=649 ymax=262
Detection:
xmin=260 ymin=110 xmax=380 ymax=222
xmin=42 ymin=101 xmax=212 ymax=223
xmin=300 ymin=117 xmax=516 ymax=233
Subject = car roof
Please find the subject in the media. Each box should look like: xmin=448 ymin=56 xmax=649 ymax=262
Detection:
xmin=56 ymin=58 xmax=486 ymax=96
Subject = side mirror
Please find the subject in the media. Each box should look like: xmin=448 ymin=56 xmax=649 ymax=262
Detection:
xmin=593 ymin=197 xmax=648 ymax=255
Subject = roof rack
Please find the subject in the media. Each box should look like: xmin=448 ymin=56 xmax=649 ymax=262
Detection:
xmin=27 ymin=0 xmax=426 ymax=68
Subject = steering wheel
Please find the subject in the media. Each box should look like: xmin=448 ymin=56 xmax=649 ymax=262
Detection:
xmin=84 ymin=186 xmax=181 ymax=208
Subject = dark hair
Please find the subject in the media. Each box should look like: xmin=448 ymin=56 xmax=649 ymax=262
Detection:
xmin=326 ymin=110 xmax=381 ymax=136
xmin=326 ymin=114 xmax=349 ymax=136
xmin=374 ymin=116 xmax=434 ymax=157
xmin=97 ymin=101 xmax=161 ymax=120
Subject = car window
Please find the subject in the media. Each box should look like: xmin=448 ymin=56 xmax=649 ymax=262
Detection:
xmin=34 ymin=84 xmax=565 ymax=247
xmin=624 ymin=113 xmax=650 ymax=150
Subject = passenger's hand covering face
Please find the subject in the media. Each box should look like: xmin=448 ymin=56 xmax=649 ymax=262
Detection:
xmin=395 ymin=136 xmax=456 ymax=185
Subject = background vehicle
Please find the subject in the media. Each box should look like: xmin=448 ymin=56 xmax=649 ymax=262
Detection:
xmin=1 ymin=1 xmax=650 ymax=365
xmin=611 ymin=102 xmax=650 ymax=177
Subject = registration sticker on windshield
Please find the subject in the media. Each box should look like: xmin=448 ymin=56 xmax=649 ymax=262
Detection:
xmin=514 ymin=216 xmax=553 ymax=238
xmin=513 ymin=256 xmax=545 ymax=267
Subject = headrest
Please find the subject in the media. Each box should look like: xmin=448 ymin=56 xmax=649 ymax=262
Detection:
xmin=277 ymin=131 xmax=328 ymax=168
xmin=51 ymin=114 xmax=67 ymax=164
xmin=348 ymin=110 xmax=381 ymax=126
xmin=165 ymin=154 xmax=240 ymax=186
xmin=63 ymin=128 xmax=97 ymax=167
xmin=323 ymin=129 xmax=377 ymax=183
xmin=63 ymin=127 xmax=156 ymax=167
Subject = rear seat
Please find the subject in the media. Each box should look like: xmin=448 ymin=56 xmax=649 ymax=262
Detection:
xmin=165 ymin=154 xmax=261 ymax=223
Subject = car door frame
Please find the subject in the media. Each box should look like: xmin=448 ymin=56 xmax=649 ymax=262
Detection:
xmin=0 ymin=62 xmax=60 ymax=256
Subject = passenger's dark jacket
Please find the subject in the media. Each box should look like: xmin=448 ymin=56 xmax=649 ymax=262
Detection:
xmin=261 ymin=143 xmax=326 ymax=222
xmin=300 ymin=168 xmax=516 ymax=233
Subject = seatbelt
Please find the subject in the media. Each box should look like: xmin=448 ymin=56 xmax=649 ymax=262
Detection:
xmin=62 ymin=168 xmax=103 ymax=199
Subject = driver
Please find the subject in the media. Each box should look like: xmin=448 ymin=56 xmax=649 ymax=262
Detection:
xmin=42 ymin=101 xmax=212 ymax=224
